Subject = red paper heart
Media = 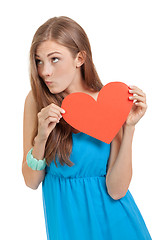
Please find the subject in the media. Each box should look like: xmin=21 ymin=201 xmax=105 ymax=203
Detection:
xmin=61 ymin=82 xmax=133 ymax=143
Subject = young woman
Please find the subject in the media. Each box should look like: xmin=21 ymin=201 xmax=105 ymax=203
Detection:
xmin=22 ymin=16 xmax=152 ymax=240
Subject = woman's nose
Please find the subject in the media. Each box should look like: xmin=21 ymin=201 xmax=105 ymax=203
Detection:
xmin=42 ymin=62 xmax=53 ymax=77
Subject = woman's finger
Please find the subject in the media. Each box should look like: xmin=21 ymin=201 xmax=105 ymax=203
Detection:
xmin=129 ymin=85 xmax=142 ymax=91
xmin=129 ymin=95 xmax=145 ymax=103
xmin=135 ymin=101 xmax=148 ymax=110
xmin=40 ymin=107 xmax=61 ymax=120
xmin=129 ymin=87 xmax=146 ymax=98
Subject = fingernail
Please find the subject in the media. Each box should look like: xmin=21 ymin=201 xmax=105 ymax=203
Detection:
xmin=61 ymin=109 xmax=65 ymax=113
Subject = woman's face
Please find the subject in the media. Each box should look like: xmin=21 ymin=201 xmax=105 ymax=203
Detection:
xmin=35 ymin=40 xmax=83 ymax=95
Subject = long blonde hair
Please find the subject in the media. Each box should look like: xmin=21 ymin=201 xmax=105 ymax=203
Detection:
xmin=29 ymin=16 xmax=104 ymax=167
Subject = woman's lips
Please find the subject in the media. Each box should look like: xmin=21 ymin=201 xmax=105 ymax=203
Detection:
xmin=45 ymin=81 xmax=53 ymax=85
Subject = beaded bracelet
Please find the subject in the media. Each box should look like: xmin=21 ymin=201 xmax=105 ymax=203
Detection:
xmin=26 ymin=148 xmax=46 ymax=170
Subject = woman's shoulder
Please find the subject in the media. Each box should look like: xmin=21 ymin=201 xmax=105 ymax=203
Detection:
xmin=24 ymin=90 xmax=38 ymax=115
xmin=25 ymin=90 xmax=35 ymax=104
xmin=25 ymin=90 xmax=37 ymax=106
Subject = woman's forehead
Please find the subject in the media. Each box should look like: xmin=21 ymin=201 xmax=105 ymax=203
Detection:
xmin=36 ymin=40 xmax=68 ymax=56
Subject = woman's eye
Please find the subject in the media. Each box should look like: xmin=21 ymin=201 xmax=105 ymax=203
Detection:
xmin=36 ymin=59 xmax=43 ymax=65
xmin=35 ymin=58 xmax=59 ymax=65
xmin=52 ymin=57 xmax=59 ymax=63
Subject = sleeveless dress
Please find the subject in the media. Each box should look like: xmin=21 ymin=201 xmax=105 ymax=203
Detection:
xmin=42 ymin=132 xmax=152 ymax=240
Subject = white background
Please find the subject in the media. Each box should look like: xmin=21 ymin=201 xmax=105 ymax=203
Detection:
xmin=0 ymin=0 xmax=159 ymax=239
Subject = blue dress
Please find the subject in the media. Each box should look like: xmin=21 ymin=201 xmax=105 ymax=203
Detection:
xmin=42 ymin=132 xmax=152 ymax=240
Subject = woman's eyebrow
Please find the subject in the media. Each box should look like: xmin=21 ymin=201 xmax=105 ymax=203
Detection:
xmin=35 ymin=51 xmax=62 ymax=58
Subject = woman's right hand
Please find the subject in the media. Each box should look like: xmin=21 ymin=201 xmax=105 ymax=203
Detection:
xmin=36 ymin=103 xmax=65 ymax=142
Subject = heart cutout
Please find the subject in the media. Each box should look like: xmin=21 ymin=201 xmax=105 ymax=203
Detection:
xmin=61 ymin=82 xmax=133 ymax=143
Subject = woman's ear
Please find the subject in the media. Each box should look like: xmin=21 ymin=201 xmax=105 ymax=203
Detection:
xmin=75 ymin=51 xmax=86 ymax=68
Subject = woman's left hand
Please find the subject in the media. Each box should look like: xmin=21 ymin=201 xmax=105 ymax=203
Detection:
xmin=125 ymin=85 xmax=147 ymax=126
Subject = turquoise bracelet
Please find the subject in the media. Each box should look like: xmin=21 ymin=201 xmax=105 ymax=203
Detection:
xmin=26 ymin=148 xmax=46 ymax=170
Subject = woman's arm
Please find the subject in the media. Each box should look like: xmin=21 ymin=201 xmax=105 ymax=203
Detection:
xmin=106 ymin=124 xmax=135 ymax=200
xmin=22 ymin=90 xmax=63 ymax=189
xmin=22 ymin=90 xmax=46 ymax=190
xmin=106 ymin=85 xmax=147 ymax=200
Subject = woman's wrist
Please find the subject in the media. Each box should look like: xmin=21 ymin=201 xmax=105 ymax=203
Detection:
xmin=26 ymin=148 xmax=46 ymax=171
xmin=123 ymin=123 xmax=135 ymax=138
xmin=34 ymin=135 xmax=47 ymax=146
xmin=32 ymin=135 xmax=47 ymax=161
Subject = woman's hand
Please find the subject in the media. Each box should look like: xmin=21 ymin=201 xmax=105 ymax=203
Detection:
xmin=125 ymin=85 xmax=147 ymax=127
xmin=37 ymin=103 xmax=65 ymax=142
